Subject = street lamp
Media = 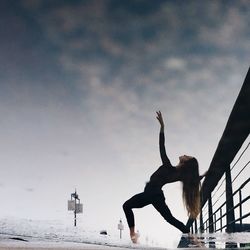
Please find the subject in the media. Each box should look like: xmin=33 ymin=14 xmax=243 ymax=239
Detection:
xmin=118 ymin=219 xmax=124 ymax=239
xmin=68 ymin=189 xmax=83 ymax=226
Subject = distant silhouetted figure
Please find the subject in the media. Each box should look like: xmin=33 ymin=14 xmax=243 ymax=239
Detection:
xmin=123 ymin=111 xmax=206 ymax=243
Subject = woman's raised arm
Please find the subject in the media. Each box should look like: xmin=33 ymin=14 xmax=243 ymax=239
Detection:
xmin=156 ymin=111 xmax=171 ymax=166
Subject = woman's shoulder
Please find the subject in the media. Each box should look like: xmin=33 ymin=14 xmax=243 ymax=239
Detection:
xmin=162 ymin=163 xmax=176 ymax=171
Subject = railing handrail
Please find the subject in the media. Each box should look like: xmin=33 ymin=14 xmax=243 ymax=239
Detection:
xmin=235 ymin=176 xmax=250 ymax=194
xmin=230 ymin=142 xmax=250 ymax=172
xmin=232 ymin=161 xmax=250 ymax=183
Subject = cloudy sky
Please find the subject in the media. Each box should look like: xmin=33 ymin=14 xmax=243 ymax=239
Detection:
xmin=0 ymin=0 xmax=249 ymax=247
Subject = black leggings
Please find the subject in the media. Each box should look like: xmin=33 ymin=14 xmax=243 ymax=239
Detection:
xmin=123 ymin=189 xmax=189 ymax=233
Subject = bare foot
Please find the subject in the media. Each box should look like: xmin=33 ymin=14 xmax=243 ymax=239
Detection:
xmin=130 ymin=233 xmax=139 ymax=244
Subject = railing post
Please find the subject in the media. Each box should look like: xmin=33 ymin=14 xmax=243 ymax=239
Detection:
xmin=239 ymin=190 xmax=242 ymax=231
xmin=220 ymin=208 xmax=223 ymax=232
xmin=208 ymin=194 xmax=214 ymax=233
xmin=194 ymin=219 xmax=198 ymax=233
xmin=199 ymin=208 xmax=204 ymax=233
xmin=225 ymin=166 xmax=235 ymax=232
xmin=214 ymin=213 xmax=216 ymax=232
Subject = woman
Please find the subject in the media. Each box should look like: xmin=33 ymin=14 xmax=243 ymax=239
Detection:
xmin=123 ymin=111 xmax=206 ymax=243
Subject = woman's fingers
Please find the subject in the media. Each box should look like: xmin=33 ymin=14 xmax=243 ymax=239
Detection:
xmin=156 ymin=111 xmax=162 ymax=117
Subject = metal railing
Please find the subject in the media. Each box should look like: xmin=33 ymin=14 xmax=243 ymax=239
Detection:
xmin=200 ymin=170 xmax=250 ymax=233
xmin=190 ymin=140 xmax=250 ymax=234
xmin=178 ymin=67 xmax=250 ymax=248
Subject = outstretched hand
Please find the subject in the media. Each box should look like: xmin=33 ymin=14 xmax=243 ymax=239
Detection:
xmin=156 ymin=111 xmax=164 ymax=128
xmin=199 ymin=170 xmax=208 ymax=180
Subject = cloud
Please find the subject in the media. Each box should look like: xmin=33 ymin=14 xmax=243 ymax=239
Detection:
xmin=198 ymin=3 xmax=250 ymax=50
xmin=5 ymin=1 xmax=250 ymax=162
xmin=27 ymin=1 xmax=249 ymax=84
xmin=164 ymin=57 xmax=187 ymax=71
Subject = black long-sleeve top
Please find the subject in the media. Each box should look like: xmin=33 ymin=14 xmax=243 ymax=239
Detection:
xmin=147 ymin=132 xmax=180 ymax=190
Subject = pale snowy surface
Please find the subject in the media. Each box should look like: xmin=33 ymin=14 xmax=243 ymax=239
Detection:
xmin=0 ymin=217 xmax=165 ymax=249
xmin=0 ymin=217 xmax=250 ymax=249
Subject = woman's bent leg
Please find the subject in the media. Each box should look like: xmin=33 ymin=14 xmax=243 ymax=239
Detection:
xmin=123 ymin=192 xmax=150 ymax=242
xmin=123 ymin=192 xmax=150 ymax=228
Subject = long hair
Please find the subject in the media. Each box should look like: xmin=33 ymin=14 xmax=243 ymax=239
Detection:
xmin=181 ymin=157 xmax=201 ymax=219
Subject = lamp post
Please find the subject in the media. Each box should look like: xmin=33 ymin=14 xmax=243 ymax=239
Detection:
xmin=68 ymin=189 xmax=83 ymax=226
xmin=118 ymin=219 xmax=124 ymax=239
